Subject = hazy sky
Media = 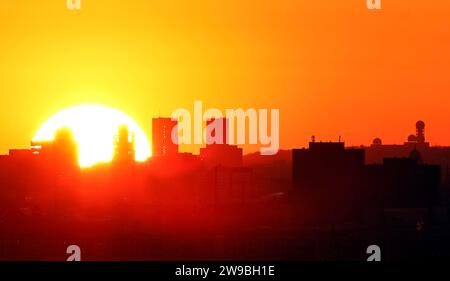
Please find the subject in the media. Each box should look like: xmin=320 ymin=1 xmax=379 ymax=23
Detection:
xmin=1 ymin=0 xmax=450 ymax=154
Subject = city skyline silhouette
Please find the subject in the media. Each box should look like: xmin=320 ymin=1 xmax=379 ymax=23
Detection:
xmin=1 ymin=117 xmax=450 ymax=260
xmin=1 ymin=0 xmax=450 ymax=264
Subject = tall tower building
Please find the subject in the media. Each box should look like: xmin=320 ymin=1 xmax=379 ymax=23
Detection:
xmin=152 ymin=118 xmax=178 ymax=157
xmin=114 ymin=125 xmax=135 ymax=163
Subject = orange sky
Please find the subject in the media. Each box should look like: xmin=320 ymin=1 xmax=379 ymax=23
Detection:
xmin=1 ymin=0 xmax=450 ymax=155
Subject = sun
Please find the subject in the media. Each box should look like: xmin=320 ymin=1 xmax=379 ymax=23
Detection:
xmin=33 ymin=105 xmax=151 ymax=167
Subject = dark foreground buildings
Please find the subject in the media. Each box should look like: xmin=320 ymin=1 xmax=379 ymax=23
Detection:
xmin=293 ymin=141 xmax=441 ymax=225
xmin=0 ymin=119 xmax=450 ymax=260
xmin=292 ymin=141 xmax=366 ymax=223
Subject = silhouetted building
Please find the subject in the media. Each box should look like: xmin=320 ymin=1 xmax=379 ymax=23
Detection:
xmin=364 ymin=121 xmax=450 ymax=182
xmin=293 ymin=141 xmax=365 ymax=190
xmin=113 ymin=125 xmax=135 ymax=163
xmin=367 ymin=156 xmax=440 ymax=210
xmin=200 ymin=118 xmax=242 ymax=168
xmin=152 ymin=118 xmax=178 ymax=157
xmin=366 ymin=121 xmax=431 ymax=164
xmin=31 ymin=127 xmax=78 ymax=168
xmin=200 ymin=144 xmax=243 ymax=168
xmin=292 ymin=141 xmax=366 ymax=223
xmin=9 ymin=149 xmax=33 ymax=159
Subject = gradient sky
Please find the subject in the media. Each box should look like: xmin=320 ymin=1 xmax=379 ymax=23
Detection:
xmin=1 ymin=0 xmax=450 ymax=155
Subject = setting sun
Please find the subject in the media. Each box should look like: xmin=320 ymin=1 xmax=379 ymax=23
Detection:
xmin=33 ymin=105 xmax=151 ymax=167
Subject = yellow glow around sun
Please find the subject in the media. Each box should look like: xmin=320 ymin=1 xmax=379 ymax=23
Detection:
xmin=33 ymin=105 xmax=151 ymax=167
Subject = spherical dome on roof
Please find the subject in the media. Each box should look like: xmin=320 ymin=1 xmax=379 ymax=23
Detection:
xmin=416 ymin=120 xmax=425 ymax=130
xmin=408 ymin=134 xmax=417 ymax=142
xmin=372 ymin=138 xmax=382 ymax=145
